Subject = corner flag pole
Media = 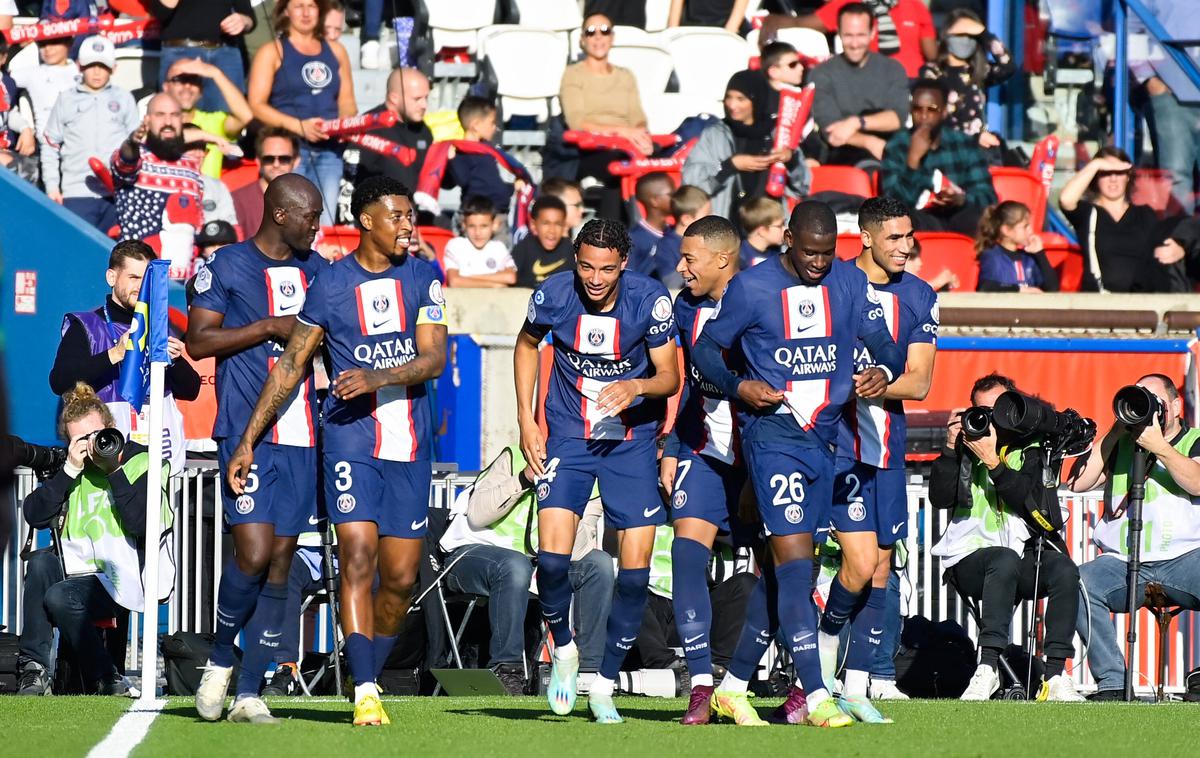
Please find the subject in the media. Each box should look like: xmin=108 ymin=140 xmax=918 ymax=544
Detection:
xmin=139 ymin=360 xmax=166 ymax=703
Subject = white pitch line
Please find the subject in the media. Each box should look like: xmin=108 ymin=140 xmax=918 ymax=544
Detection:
xmin=85 ymin=698 xmax=167 ymax=758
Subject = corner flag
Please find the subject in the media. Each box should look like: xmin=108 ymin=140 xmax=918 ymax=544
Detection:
xmin=117 ymin=258 xmax=170 ymax=408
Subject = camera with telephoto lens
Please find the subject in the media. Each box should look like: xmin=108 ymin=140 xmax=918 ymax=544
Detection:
xmin=1113 ymin=385 xmax=1167 ymax=431
xmin=5 ymin=435 xmax=69 ymax=480
xmin=87 ymin=428 xmax=126 ymax=468
xmin=991 ymin=391 xmax=1096 ymax=457
xmin=959 ymin=406 xmax=993 ymax=440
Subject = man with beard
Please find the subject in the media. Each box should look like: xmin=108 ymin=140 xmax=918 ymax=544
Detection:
xmin=112 ymin=93 xmax=205 ymax=279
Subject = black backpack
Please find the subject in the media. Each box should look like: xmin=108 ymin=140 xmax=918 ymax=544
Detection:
xmin=162 ymin=631 xmax=242 ymax=695
xmin=893 ymin=615 xmax=977 ymax=698
xmin=0 ymin=632 xmax=19 ymax=693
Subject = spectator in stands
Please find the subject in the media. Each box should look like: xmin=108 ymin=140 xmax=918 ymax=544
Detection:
xmin=540 ymin=176 xmax=586 ymax=236
xmin=40 ymin=36 xmax=137 ymax=233
xmin=231 ymin=127 xmax=300 ymax=237
xmin=11 ymin=35 xmax=78 ymax=165
xmin=930 ymin=373 xmax=1084 ymax=702
xmin=671 ymin=185 xmax=712 ymax=235
xmin=512 ymin=196 xmax=573 ymax=288
xmin=1129 ymin=0 xmax=1200 ymax=215
xmin=443 ymin=196 xmax=517 ymax=288
xmin=440 ymin=447 xmax=614 ymax=693
xmin=449 ymin=96 xmax=518 ymax=221
xmin=918 ymin=10 xmax=1015 ymax=151
xmin=668 ymin=0 xmax=749 ymax=34
xmin=0 ymin=38 xmax=35 ymax=172
xmin=111 ymin=94 xmax=206 ymax=280
xmin=248 ymin=0 xmax=357 ymax=225
xmin=738 ymin=195 xmax=785 ymax=268
xmin=356 ymin=67 xmax=431 ymax=200
xmin=906 ymin=236 xmax=959 ymax=291
xmin=1059 ymin=146 xmax=1191 ymax=293
xmin=761 ymin=0 xmax=935 ymax=78
xmin=161 ymin=57 xmax=255 ymax=178
xmin=975 ymin=201 xmax=1058 ymax=293
xmin=682 ymin=70 xmax=808 ymax=221
xmin=150 ymin=0 xmax=255 ymax=114
xmin=49 ymin=240 xmax=200 ymax=475
xmin=628 ymin=172 xmax=683 ymax=287
xmin=0 ymin=0 xmax=13 ymax=32
xmin=809 ymin=3 xmax=910 ymax=167
xmin=358 ymin=0 xmax=387 ymax=70
xmin=195 ymin=219 xmax=238 ymax=262
xmin=881 ymin=79 xmax=996 ymax=235
xmin=16 ymin=382 xmax=169 ymax=697
xmin=761 ymin=41 xmax=805 ymax=92
xmin=1070 ymin=373 xmax=1200 ymax=700
xmin=324 ymin=0 xmax=345 ymax=42
xmin=182 ymin=141 xmax=240 ymax=232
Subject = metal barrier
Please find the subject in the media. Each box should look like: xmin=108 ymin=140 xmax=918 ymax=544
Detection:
xmin=2 ymin=464 xmax=1194 ymax=694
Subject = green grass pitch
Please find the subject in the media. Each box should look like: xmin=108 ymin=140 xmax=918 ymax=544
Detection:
xmin=1 ymin=695 xmax=1196 ymax=757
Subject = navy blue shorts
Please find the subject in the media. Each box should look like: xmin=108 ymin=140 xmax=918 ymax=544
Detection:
xmin=537 ymin=436 xmax=665 ymax=530
xmin=323 ymin=453 xmax=432 ymax=538
xmin=219 ymin=438 xmax=317 ymax=536
xmin=669 ymin=448 xmax=755 ymax=545
xmin=743 ymin=438 xmax=834 ymax=540
xmin=831 ymin=459 xmax=909 ymax=546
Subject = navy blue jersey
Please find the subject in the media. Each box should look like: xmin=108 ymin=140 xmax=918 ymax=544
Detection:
xmin=627 ymin=222 xmax=683 ymax=286
xmin=190 ymin=239 xmax=327 ymax=445
xmin=298 ymin=253 xmax=447 ymax=461
xmin=739 ymin=239 xmax=778 ymax=269
xmin=700 ymin=256 xmax=895 ymax=450
xmin=838 ymin=270 xmax=938 ymax=468
xmin=673 ymin=289 xmax=741 ymax=464
xmin=978 ymin=244 xmax=1045 ymax=289
xmin=524 ymin=271 xmax=676 ymax=440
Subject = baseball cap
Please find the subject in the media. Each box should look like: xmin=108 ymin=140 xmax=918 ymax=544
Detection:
xmin=196 ymin=220 xmax=238 ymax=247
xmin=77 ymin=36 xmax=116 ymax=70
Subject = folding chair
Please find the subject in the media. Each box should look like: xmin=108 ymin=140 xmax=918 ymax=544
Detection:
xmin=943 ymin=571 xmax=1028 ymax=699
xmin=296 ymin=522 xmax=344 ymax=697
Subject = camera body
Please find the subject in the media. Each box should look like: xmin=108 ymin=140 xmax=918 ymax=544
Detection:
xmin=1113 ymin=385 xmax=1167 ymax=431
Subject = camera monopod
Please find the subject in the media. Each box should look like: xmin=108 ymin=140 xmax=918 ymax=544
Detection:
xmin=320 ymin=519 xmax=344 ymax=696
xmin=1122 ymin=444 xmax=1151 ymax=702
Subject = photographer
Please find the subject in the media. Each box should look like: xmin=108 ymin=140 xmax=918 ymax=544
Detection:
xmin=929 ymin=374 xmax=1083 ymax=702
xmin=1070 ymin=374 xmax=1200 ymax=700
xmin=17 ymin=383 xmax=169 ymax=696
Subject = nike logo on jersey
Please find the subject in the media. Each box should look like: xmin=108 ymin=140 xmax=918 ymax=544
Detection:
xmin=683 ymin=634 xmax=705 ymax=644
xmin=411 ymin=518 xmax=429 ymax=531
xmin=531 ymin=258 xmax=566 ymax=278
xmin=373 ymin=317 xmax=391 ymax=329
xmin=892 ymin=523 xmax=904 ymax=534
xmin=643 ymin=506 xmax=662 ymax=518
xmin=278 ymin=303 xmax=298 ymax=313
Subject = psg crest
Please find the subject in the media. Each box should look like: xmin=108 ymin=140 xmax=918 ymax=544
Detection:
xmin=587 ymin=328 xmax=605 ymax=347
xmin=302 ymin=61 xmax=332 ymax=90
xmin=280 ymin=281 xmax=296 ymax=298
xmin=799 ymin=299 xmax=816 ymax=318
xmin=373 ymin=294 xmax=390 ymax=313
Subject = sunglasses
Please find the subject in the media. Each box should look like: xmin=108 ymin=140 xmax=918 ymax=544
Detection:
xmin=777 ymin=59 xmax=803 ymax=69
xmin=261 ymin=154 xmax=296 ymax=164
xmin=167 ymin=74 xmax=203 ymax=86
xmin=584 ymin=24 xmax=613 ymax=37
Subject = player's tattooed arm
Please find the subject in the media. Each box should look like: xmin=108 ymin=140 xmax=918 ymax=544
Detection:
xmin=332 ymin=323 xmax=448 ymax=400
xmin=596 ymin=341 xmax=681 ymax=416
xmin=883 ymin=342 xmax=937 ymax=401
xmin=226 ymin=320 xmax=325 ymax=494
xmin=186 ymin=306 xmax=297 ymax=359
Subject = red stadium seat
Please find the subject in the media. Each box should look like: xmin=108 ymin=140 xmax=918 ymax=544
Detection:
xmin=808 ymin=165 xmax=876 ymax=198
xmin=989 ymin=167 xmax=1047 ymax=232
xmin=1040 ymin=231 xmax=1085 ymax=292
xmin=836 ymin=232 xmax=861 ymax=261
xmin=220 ymin=159 xmax=260 ymax=193
xmin=418 ymin=225 xmax=454 ymax=271
xmin=318 ymin=225 xmax=360 ymax=259
xmin=913 ymin=232 xmax=978 ymax=292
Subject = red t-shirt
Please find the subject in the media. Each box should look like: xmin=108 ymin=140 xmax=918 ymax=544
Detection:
xmin=816 ymin=0 xmax=935 ymax=78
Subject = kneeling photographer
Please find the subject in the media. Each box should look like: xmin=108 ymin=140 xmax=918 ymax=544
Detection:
xmin=17 ymin=382 xmax=169 ymax=696
xmin=1070 ymin=374 xmax=1200 ymax=700
xmin=930 ymin=374 xmax=1087 ymax=702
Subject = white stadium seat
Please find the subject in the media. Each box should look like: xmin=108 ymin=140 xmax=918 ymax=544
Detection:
xmin=480 ymin=27 xmax=569 ymax=123
xmin=645 ymin=0 xmax=671 ymax=31
xmin=643 ymin=92 xmax=722 ymax=134
xmin=421 ymin=0 xmax=497 ymax=53
xmin=609 ymin=43 xmax=675 ymax=105
xmin=512 ymin=0 xmax=583 ymax=32
xmin=663 ymin=28 xmax=755 ymax=102
xmin=774 ymin=27 xmax=832 ymax=61
xmin=112 ymin=47 xmax=161 ymax=98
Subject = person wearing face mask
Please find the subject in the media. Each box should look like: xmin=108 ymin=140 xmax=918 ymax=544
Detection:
xmin=918 ymin=9 xmax=1015 ymax=152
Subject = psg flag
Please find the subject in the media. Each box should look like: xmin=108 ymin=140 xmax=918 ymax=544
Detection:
xmin=117 ymin=258 xmax=171 ymax=408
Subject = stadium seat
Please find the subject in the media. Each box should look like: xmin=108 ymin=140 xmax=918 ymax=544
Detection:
xmin=478 ymin=28 xmax=569 ymax=123
xmin=663 ymin=29 xmax=755 ymax=102
xmin=1132 ymin=168 xmax=1187 ymax=218
xmin=512 ymin=0 xmax=582 ymax=32
xmin=418 ymin=225 xmax=455 ymax=271
xmin=219 ymin=160 xmax=259 ymax=192
xmin=770 ymin=27 xmax=833 ymax=62
xmin=112 ymin=47 xmax=161 ymax=99
xmin=643 ymin=92 xmax=722 ymax=134
xmin=836 ymin=232 xmax=862 ymax=261
xmin=989 ymin=167 xmax=1047 ymax=232
xmin=1040 ymin=231 xmax=1085 ymax=292
xmin=809 ymin=165 xmax=876 ymax=198
xmin=419 ymin=0 xmax=497 ymax=55
xmin=913 ymin=232 xmax=979 ymax=292
xmin=645 ymin=0 xmax=671 ymax=31
xmin=608 ymin=43 xmax=675 ymax=108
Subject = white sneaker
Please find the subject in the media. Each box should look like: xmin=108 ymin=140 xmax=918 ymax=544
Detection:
xmin=1042 ymin=674 xmax=1086 ymax=702
xmin=869 ymin=678 xmax=910 ymax=700
xmin=195 ymin=660 xmax=234 ymax=721
xmin=227 ymin=696 xmax=280 ymax=724
xmin=960 ymin=664 xmax=1000 ymax=701
xmin=360 ymin=40 xmax=381 ymax=70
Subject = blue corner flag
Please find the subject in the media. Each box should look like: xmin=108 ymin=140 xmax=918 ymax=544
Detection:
xmin=117 ymin=258 xmax=171 ymax=408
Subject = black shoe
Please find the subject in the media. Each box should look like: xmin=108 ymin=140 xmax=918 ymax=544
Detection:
xmin=93 ymin=672 xmax=139 ymax=697
xmin=1087 ymin=689 xmax=1125 ymax=701
xmin=263 ymin=664 xmax=301 ymax=697
xmin=17 ymin=661 xmax=51 ymax=696
xmin=493 ymin=663 xmax=527 ymax=696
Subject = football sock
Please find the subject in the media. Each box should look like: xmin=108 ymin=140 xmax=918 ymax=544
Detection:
xmin=725 ymin=571 xmax=778 ymax=683
xmin=372 ymin=634 xmax=399 ymax=680
xmin=599 ymin=567 xmax=650 ymax=680
xmin=671 ymin=538 xmax=714 ymax=679
xmin=844 ymin=669 xmax=870 ymax=698
xmin=345 ymin=633 xmax=376 ymax=687
xmin=819 ymin=575 xmax=862 ymax=636
xmin=776 ymin=559 xmax=826 ymax=704
xmin=845 ymin=584 xmax=887 ymax=677
xmin=211 ymin=562 xmax=265 ymax=668
xmin=236 ymin=581 xmax=287 ymax=696
xmin=590 ymin=675 xmax=615 ymax=698
xmin=536 ymin=551 xmax=574 ymax=648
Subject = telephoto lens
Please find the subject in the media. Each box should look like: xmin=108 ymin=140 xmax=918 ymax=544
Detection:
xmin=1113 ymin=385 xmax=1164 ymax=428
xmin=91 ymin=428 xmax=126 ymax=467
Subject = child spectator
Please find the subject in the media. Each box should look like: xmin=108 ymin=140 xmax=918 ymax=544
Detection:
xmin=628 ymin=172 xmax=679 ymax=284
xmin=906 ymin=236 xmax=958 ymax=291
xmin=444 ymin=196 xmax=518 ymax=288
xmin=449 ymin=96 xmax=518 ymax=219
xmin=540 ymin=176 xmax=585 ymax=235
xmin=976 ymin=200 xmax=1058 ymax=293
xmin=0 ymin=39 xmax=34 ymax=172
xmin=11 ymin=35 xmax=78 ymax=166
xmin=672 ymin=184 xmax=712 ymax=234
xmin=512 ymin=195 xmax=573 ymax=288
xmin=41 ymin=36 xmax=139 ymax=232
xmin=738 ymin=195 xmax=785 ymax=268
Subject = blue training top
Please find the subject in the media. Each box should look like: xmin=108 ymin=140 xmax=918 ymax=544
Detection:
xmin=269 ymin=36 xmax=340 ymax=122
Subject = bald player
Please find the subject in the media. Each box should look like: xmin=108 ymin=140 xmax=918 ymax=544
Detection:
xmin=357 ymin=67 xmax=433 ymax=191
xmin=186 ymin=174 xmax=329 ymax=724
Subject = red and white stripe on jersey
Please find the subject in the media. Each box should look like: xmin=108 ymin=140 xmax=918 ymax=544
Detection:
xmin=355 ymin=278 xmax=407 ymax=336
xmin=264 ymin=266 xmax=309 ymax=317
xmin=576 ymin=376 xmax=632 ymax=441
xmin=780 ymin=284 xmax=832 ymax=339
xmin=574 ymin=314 xmax=621 ymax=358
xmin=782 ymin=378 xmax=831 ymax=431
xmin=373 ymin=385 xmax=419 ymax=461
xmin=572 ymin=314 xmax=628 ymax=440
xmin=266 ymin=356 xmax=316 ymax=447
xmin=692 ymin=306 xmax=736 ymax=464
xmin=853 ymin=289 xmax=901 ymax=466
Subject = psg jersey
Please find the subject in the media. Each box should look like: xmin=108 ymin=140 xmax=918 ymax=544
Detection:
xmin=523 ymin=270 xmax=676 ymax=440
xmin=700 ymin=256 xmax=899 ymax=449
xmin=190 ymin=239 xmax=326 ymax=446
xmin=838 ymin=270 xmax=939 ymax=469
xmin=298 ymin=253 xmax=448 ymax=462
xmin=673 ymin=289 xmax=742 ymax=465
